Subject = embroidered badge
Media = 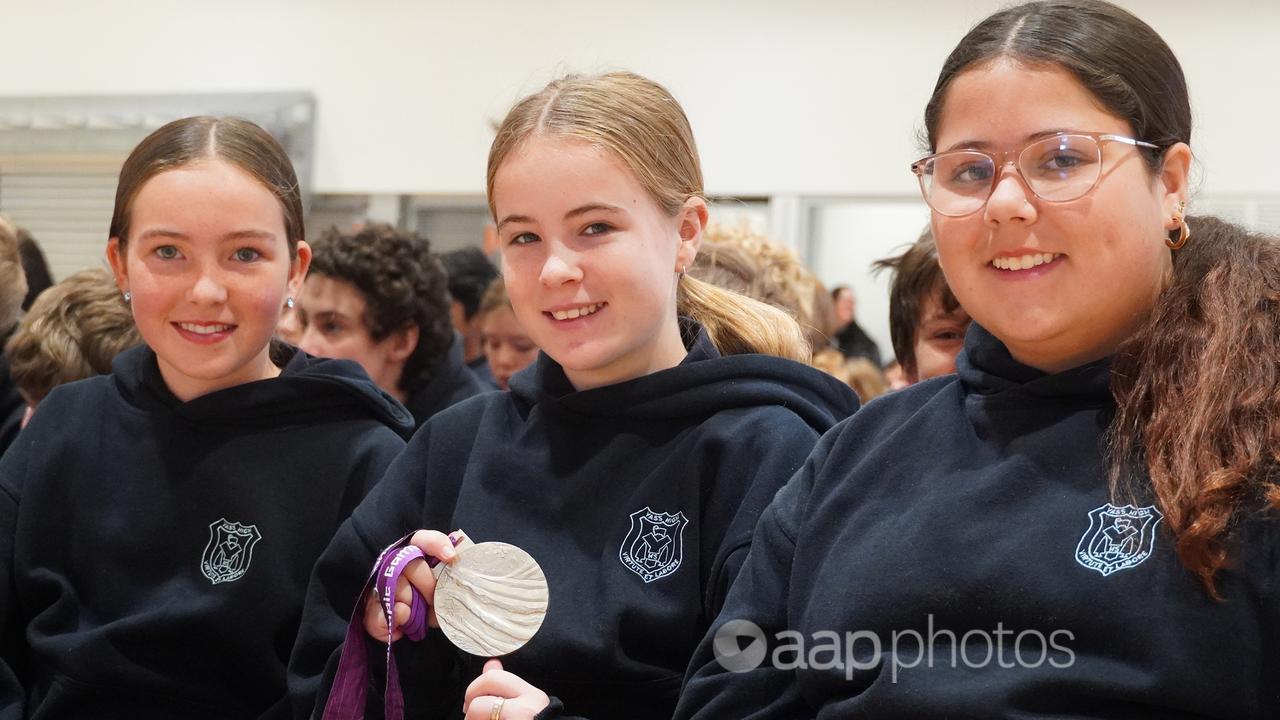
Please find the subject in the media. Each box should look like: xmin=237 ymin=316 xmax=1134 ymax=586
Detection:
xmin=201 ymin=518 xmax=263 ymax=585
xmin=619 ymin=507 xmax=688 ymax=583
xmin=1075 ymin=503 xmax=1163 ymax=576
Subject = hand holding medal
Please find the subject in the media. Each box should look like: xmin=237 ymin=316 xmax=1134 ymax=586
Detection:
xmin=369 ymin=530 xmax=549 ymax=653
xmin=323 ymin=529 xmax=550 ymax=720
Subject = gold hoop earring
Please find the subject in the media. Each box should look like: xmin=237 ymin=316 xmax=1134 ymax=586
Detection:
xmin=1166 ymin=201 xmax=1190 ymax=250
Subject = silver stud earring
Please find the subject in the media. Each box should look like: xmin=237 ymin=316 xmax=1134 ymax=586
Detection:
xmin=122 ymin=291 xmax=131 ymax=303
xmin=285 ymin=297 xmax=295 ymax=309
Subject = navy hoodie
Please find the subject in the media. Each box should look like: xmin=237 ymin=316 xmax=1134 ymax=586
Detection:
xmin=0 ymin=344 xmax=413 ymax=719
xmin=288 ymin=322 xmax=859 ymax=719
xmin=403 ymin=333 xmax=491 ymax=429
xmin=676 ymin=324 xmax=1280 ymax=719
xmin=0 ymin=332 xmax=25 ymax=459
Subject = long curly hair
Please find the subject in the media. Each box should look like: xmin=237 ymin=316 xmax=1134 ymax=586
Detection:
xmin=1108 ymin=217 xmax=1280 ymax=598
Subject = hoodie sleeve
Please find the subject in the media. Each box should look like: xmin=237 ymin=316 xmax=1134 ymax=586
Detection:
xmin=287 ymin=416 xmax=470 ymax=720
xmin=700 ymin=407 xmax=825 ymax=620
xmin=674 ymin=432 xmax=834 ymax=720
xmin=0 ymin=437 xmax=29 ymax=719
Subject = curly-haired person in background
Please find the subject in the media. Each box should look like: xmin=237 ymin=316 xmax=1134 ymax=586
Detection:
xmin=691 ymin=219 xmax=836 ymax=357
xmin=296 ymin=223 xmax=490 ymax=428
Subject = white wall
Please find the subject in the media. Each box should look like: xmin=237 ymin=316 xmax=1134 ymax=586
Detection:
xmin=5 ymin=0 xmax=1275 ymax=354
xmin=809 ymin=200 xmax=932 ymax=363
xmin=2 ymin=0 xmax=1275 ymax=197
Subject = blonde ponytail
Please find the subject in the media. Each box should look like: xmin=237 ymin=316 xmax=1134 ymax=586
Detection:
xmin=678 ymin=275 xmax=810 ymax=362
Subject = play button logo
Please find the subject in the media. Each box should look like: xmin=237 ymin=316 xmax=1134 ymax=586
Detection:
xmin=712 ymin=619 xmax=767 ymax=673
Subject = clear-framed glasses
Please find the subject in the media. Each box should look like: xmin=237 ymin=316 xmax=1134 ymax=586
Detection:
xmin=910 ymin=132 xmax=1161 ymax=217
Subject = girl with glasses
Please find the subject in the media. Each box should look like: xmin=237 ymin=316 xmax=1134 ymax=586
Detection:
xmin=289 ymin=72 xmax=858 ymax=720
xmin=0 ymin=118 xmax=415 ymax=716
xmin=678 ymin=1 xmax=1280 ymax=716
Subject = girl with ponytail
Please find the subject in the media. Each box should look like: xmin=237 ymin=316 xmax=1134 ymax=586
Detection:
xmin=290 ymin=71 xmax=857 ymax=719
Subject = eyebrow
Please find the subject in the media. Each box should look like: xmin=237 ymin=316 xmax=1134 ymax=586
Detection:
xmin=942 ymin=128 xmax=1075 ymax=153
xmin=496 ymin=203 xmax=626 ymax=231
xmin=135 ymin=228 xmax=277 ymax=242
xmin=565 ymin=203 xmax=624 ymax=220
xmin=923 ymin=307 xmax=970 ymax=324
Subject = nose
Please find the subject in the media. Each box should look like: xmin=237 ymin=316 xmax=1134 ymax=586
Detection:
xmin=491 ymin=345 xmax=516 ymax=372
xmin=983 ymin=162 xmax=1037 ymax=227
xmin=188 ymin=263 xmax=229 ymax=305
xmin=539 ymin=243 xmax=583 ymax=287
xmin=297 ymin=325 xmax=323 ymax=356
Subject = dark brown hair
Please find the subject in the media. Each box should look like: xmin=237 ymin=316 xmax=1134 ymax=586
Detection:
xmin=308 ymin=224 xmax=453 ymax=397
xmin=440 ymin=247 xmax=499 ymax=321
xmin=109 ymin=116 xmax=304 ymax=257
xmin=871 ymin=226 xmax=960 ymax=379
xmin=17 ymin=229 xmax=53 ymax=312
xmin=924 ymin=0 xmax=1190 ymax=167
xmin=926 ymin=0 xmax=1279 ymax=596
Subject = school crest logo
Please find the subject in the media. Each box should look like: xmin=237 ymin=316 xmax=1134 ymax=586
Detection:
xmin=1075 ymin=503 xmax=1163 ymax=577
xmin=619 ymin=507 xmax=688 ymax=583
xmin=200 ymin=518 xmax=263 ymax=585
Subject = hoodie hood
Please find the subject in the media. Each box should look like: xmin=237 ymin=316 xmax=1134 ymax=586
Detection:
xmin=111 ymin=344 xmax=415 ymax=436
xmin=507 ymin=319 xmax=858 ymax=432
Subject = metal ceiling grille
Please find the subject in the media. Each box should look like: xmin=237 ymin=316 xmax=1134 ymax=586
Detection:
xmin=0 ymin=92 xmax=315 ymax=281
xmin=0 ymin=158 xmax=120 ymax=280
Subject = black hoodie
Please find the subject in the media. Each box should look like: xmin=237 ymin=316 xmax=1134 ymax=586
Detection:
xmin=676 ymin=324 xmax=1280 ymax=719
xmin=0 ymin=344 xmax=413 ymax=719
xmin=288 ymin=322 xmax=859 ymax=719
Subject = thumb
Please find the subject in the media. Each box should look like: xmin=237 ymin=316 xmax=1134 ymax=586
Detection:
xmin=483 ymin=658 xmax=504 ymax=674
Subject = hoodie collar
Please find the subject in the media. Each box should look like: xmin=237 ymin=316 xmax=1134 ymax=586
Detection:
xmin=511 ymin=318 xmax=718 ymax=406
xmin=507 ymin=318 xmax=858 ymax=429
xmin=956 ymin=323 xmax=1113 ymax=405
xmin=111 ymin=343 xmax=415 ymax=434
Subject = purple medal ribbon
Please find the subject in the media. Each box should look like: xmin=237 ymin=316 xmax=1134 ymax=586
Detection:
xmin=379 ymin=545 xmax=430 ymax=643
xmin=322 ymin=534 xmax=442 ymax=720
